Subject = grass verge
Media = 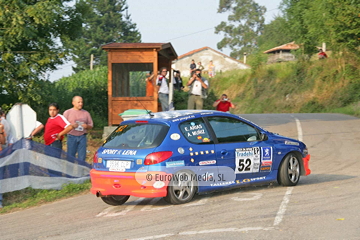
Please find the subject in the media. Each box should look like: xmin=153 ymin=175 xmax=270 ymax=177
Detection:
xmin=0 ymin=180 xmax=91 ymax=214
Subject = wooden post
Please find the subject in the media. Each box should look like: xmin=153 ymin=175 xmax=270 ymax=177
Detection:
xmin=322 ymin=42 xmax=326 ymax=52
xmin=90 ymin=54 xmax=94 ymax=70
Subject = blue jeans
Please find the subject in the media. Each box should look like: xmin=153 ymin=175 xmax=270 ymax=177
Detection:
xmin=158 ymin=93 xmax=169 ymax=111
xmin=67 ymin=134 xmax=87 ymax=161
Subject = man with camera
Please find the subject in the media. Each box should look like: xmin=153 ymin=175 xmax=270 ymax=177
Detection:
xmin=213 ymin=94 xmax=235 ymax=112
xmin=187 ymin=69 xmax=209 ymax=109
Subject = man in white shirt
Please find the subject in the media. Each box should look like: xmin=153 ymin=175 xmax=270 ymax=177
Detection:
xmin=156 ymin=67 xmax=169 ymax=111
xmin=187 ymin=69 xmax=209 ymax=109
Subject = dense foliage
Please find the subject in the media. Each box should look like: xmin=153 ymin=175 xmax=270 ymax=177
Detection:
xmin=66 ymin=0 xmax=141 ymax=72
xmin=0 ymin=0 xmax=83 ymax=104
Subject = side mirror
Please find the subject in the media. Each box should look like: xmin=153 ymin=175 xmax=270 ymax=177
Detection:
xmin=260 ymin=133 xmax=268 ymax=141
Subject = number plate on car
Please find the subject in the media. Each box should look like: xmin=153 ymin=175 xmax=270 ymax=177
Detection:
xmin=107 ymin=160 xmax=131 ymax=172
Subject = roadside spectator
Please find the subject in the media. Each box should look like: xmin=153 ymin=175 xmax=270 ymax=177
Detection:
xmin=190 ymin=59 xmax=196 ymax=75
xmin=318 ymin=49 xmax=328 ymax=59
xmin=173 ymin=70 xmax=184 ymax=91
xmin=26 ymin=121 xmax=44 ymax=140
xmin=44 ymin=103 xmax=74 ymax=149
xmin=64 ymin=96 xmax=93 ymax=161
xmin=145 ymin=71 xmax=154 ymax=97
xmin=0 ymin=109 xmax=15 ymax=147
xmin=0 ymin=121 xmax=6 ymax=151
xmin=208 ymin=60 xmax=216 ymax=78
xmin=156 ymin=67 xmax=170 ymax=111
xmin=213 ymin=94 xmax=235 ymax=112
xmin=187 ymin=69 xmax=209 ymax=109
xmin=0 ymin=121 xmax=6 ymax=208
xmin=197 ymin=62 xmax=204 ymax=71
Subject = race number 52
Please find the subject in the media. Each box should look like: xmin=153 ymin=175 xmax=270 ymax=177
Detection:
xmin=238 ymin=158 xmax=251 ymax=172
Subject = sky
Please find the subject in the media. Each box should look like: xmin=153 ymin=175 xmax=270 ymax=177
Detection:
xmin=48 ymin=0 xmax=282 ymax=81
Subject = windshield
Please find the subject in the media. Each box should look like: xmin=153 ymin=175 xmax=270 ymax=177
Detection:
xmin=103 ymin=123 xmax=169 ymax=149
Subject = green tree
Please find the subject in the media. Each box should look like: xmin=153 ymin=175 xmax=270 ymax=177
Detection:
xmin=215 ymin=0 xmax=266 ymax=59
xmin=281 ymin=0 xmax=360 ymax=54
xmin=257 ymin=16 xmax=293 ymax=51
xmin=67 ymin=0 xmax=141 ymax=72
xmin=0 ymin=0 xmax=83 ymax=104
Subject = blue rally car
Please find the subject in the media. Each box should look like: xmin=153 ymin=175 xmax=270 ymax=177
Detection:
xmin=90 ymin=110 xmax=311 ymax=205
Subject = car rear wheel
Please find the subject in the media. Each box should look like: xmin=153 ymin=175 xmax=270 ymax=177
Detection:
xmin=101 ymin=195 xmax=130 ymax=206
xmin=164 ymin=170 xmax=197 ymax=205
xmin=278 ymin=153 xmax=300 ymax=186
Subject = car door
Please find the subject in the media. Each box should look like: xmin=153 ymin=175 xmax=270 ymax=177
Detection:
xmin=206 ymin=116 xmax=273 ymax=183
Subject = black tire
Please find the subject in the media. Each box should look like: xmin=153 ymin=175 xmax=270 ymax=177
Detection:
xmin=277 ymin=153 xmax=301 ymax=186
xmin=101 ymin=195 xmax=130 ymax=206
xmin=164 ymin=170 xmax=197 ymax=205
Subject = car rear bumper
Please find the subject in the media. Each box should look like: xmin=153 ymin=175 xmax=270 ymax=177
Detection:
xmin=303 ymin=154 xmax=311 ymax=175
xmin=90 ymin=169 xmax=171 ymax=198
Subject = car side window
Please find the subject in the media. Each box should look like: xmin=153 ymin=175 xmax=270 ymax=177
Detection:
xmin=207 ymin=116 xmax=260 ymax=143
xmin=179 ymin=118 xmax=213 ymax=144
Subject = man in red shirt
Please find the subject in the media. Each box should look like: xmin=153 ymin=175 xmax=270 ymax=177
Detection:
xmin=318 ymin=49 xmax=328 ymax=59
xmin=213 ymin=94 xmax=235 ymax=112
xmin=44 ymin=103 xmax=74 ymax=149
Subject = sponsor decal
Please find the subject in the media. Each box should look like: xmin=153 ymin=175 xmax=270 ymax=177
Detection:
xmin=122 ymin=150 xmax=137 ymax=155
xmin=236 ymin=176 xmax=266 ymax=184
xmin=235 ymin=147 xmax=261 ymax=174
xmin=165 ymin=160 xmax=185 ymax=168
xmin=170 ymin=133 xmax=181 ymax=140
xmin=210 ymin=181 xmax=235 ymax=187
xmin=101 ymin=149 xmax=122 ymax=155
xmin=172 ymin=115 xmax=196 ymax=122
xmin=285 ymin=140 xmax=299 ymax=146
xmin=260 ymin=166 xmax=271 ymax=172
xmin=261 ymin=147 xmax=273 ymax=166
xmin=199 ymin=160 xmax=216 ymax=165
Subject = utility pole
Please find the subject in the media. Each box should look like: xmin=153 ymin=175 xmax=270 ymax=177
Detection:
xmin=90 ymin=54 xmax=94 ymax=70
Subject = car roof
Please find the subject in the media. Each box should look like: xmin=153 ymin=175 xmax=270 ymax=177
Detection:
xmin=122 ymin=110 xmax=227 ymax=123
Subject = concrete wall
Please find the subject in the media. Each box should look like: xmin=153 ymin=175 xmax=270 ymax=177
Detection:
xmin=172 ymin=49 xmax=250 ymax=77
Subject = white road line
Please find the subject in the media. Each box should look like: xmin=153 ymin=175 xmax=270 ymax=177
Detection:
xmin=99 ymin=197 xmax=145 ymax=217
xmin=128 ymin=227 xmax=274 ymax=239
xmin=182 ymin=197 xmax=209 ymax=206
xmin=141 ymin=198 xmax=173 ymax=211
xmin=96 ymin=206 xmax=118 ymax=217
xmin=294 ymin=118 xmax=303 ymax=141
xmin=273 ymin=187 xmax=293 ymax=226
xmin=231 ymin=193 xmax=263 ymax=201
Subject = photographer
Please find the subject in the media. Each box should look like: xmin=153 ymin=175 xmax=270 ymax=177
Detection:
xmin=187 ymin=69 xmax=209 ymax=109
xmin=213 ymin=94 xmax=235 ymax=112
xmin=173 ymin=70 xmax=184 ymax=91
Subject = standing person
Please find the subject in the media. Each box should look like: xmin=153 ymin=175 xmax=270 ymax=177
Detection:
xmin=318 ymin=49 xmax=328 ymax=59
xmin=0 ymin=122 xmax=6 ymax=208
xmin=0 ymin=109 xmax=14 ymax=147
xmin=173 ymin=70 xmax=184 ymax=91
xmin=44 ymin=103 xmax=74 ymax=149
xmin=187 ymin=69 xmax=209 ymax=110
xmin=156 ymin=67 xmax=170 ymax=111
xmin=63 ymin=96 xmax=93 ymax=161
xmin=213 ymin=94 xmax=235 ymax=112
xmin=208 ymin=60 xmax=216 ymax=78
xmin=190 ymin=59 xmax=196 ymax=75
xmin=197 ymin=62 xmax=204 ymax=71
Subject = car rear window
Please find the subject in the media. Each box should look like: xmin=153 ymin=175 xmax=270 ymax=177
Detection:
xmin=103 ymin=123 xmax=169 ymax=149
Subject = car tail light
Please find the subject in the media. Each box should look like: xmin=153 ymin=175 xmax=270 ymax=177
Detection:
xmin=93 ymin=152 xmax=98 ymax=163
xmin=144 ymin=151 xmax=173 ymax=165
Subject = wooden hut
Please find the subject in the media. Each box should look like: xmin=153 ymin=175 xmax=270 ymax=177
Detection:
xmin=102 ymin=43 xmax=177 ymax=125
xmin=263 ymin=41 xmax=300 ymax=64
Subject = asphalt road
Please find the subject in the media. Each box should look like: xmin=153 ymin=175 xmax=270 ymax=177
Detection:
xmin=1 ymin=113 xmax=360 ymax=240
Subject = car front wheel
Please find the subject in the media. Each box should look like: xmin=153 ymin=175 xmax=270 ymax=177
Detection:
xmin=164 ymin=170 xmax=197 ymax=204
xmin=101 ymin=195 xmax=130 ymax=206
xmin=278 ymin=153 xmax=300 ymax=186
